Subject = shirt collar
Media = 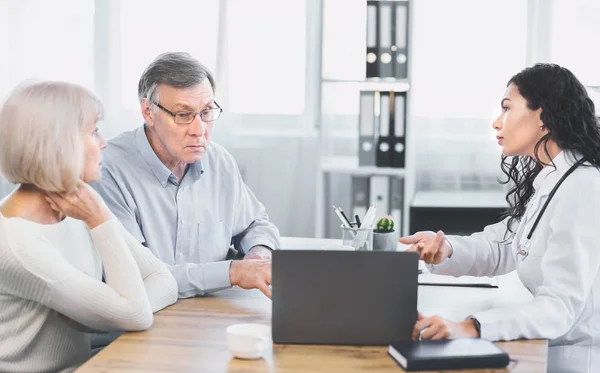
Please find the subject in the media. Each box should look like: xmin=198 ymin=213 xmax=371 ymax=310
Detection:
xmin=135 ymin=125 xmax=173 ymax=187
xmin=134 ymin=125 xmax=205 ymax=187
xmin=532 ymin=149 xmax=584 ymax=194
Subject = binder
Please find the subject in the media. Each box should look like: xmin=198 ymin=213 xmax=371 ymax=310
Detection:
xmin=391 ymin=91 xmax=407 ymax=168
xmin=390 ymin=176 xmax=404 ymax=235
xmin=377 ymin=1 xmax=394 ymax=78
xmin=369 ymin=175 xmax=390 ymax=222
xmin=376 ymin=92 xmax=392 ymax=167
xmin=366 ymin=2 xmax=378 ymax=78
xmin=351 ymin=176 xmax=370 ymax=221
xmin=366 ymin=0 xmax=409 ymax=79
xmin=393 ymin=1 xmax=409 ymax=79
xmin=359 ymin=91 xmax=376 ymax=167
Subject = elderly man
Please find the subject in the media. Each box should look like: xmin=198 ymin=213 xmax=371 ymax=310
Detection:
xmin=92 ymin=52 xmax=279 ymax=299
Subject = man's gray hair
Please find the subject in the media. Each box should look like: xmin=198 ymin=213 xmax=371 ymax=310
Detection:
xmin=138 ymin=52 xmax=216 ymax=104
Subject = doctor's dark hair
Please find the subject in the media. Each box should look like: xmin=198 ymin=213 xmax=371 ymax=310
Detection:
xmin=500 ymin=63 xmax=600 ymax=232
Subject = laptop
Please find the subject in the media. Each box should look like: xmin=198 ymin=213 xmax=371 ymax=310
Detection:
xmin=272 ymin=250 xmax=419 ymax=345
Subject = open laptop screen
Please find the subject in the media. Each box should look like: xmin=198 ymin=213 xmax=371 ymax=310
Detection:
xmin=272 ymin=250 xmax=419 ymax=345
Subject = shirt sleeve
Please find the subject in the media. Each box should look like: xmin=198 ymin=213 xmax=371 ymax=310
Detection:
xmin=472 ymin=180 xmax=600 ymax=341
xmin=229 ymin=155 xmax=281 ymax=254
xmin=92 ymin=165 xmax=233 ymax=298
xmin=168 ymin=261 xmax=233 ymax=298
xmin=0 ymin=219 xmax=154 ymax=332
xmin=91 ymin=168 xmax=146 ymax=243
xmin=119 ymin=218 xmax=233 ymax=299
xmin=426 ymin=217 xmax=517 ymax=277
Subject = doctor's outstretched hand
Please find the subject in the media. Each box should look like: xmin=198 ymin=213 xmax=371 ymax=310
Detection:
xmin=399 ymin=230 xmax=453 ymax=264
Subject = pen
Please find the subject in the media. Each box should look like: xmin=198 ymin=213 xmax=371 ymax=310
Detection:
xmin=333 ymin=205 xmax=357 ymax=240
xmin=338 ymin=208 xmax=353 ymax=227
xmin=355 ymin=214 xmax=361 ymax=227
xmin=332 ymin=205 xmax=352 ymax=228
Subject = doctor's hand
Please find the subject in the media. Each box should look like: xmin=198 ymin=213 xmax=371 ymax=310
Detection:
xmin=412 ymin=312 xmax=479 ymax=340
xmin=399 ymin=231 xmax=453 ymax=264
xmin=230 ymin=259 xmax=272 ymax=299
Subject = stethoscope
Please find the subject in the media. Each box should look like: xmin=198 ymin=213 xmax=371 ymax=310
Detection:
xmin=517 ymin=157 xmax=587 ymax=259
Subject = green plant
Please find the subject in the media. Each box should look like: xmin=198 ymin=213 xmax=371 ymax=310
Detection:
xmin=375 ymin=216 xmax=395 ymax=233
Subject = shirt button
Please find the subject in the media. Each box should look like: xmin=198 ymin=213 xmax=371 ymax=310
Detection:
xmin=181 ymin=220 xmax=186 ymax=225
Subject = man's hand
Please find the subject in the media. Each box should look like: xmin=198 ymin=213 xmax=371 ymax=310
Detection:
xmin=244 ymin=245 xmax=272 ymax=261
xmin=412 ymin=312 xmax=479 ymax=340
xmin=230 ymin=259 xmax=272 ymax=298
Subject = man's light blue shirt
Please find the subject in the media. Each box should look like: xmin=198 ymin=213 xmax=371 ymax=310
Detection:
xmin=91 ymin=125 xmax=280 ymax=298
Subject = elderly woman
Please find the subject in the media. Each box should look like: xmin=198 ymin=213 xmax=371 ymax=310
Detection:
xmin=0 ymin=81 xmax=178 ymax=373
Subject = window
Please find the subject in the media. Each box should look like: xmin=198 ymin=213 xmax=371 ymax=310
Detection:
xmin=119 ymin=0 xmax=220 ymax=111
xmin=321 ymin=0 xmax=365 ymax=82
xmin=225 ymin=0 xmax=307 ymax=115
xmin=410 ymin=0 xmax=528 ymax=119
xmin=0 ymin=0 xmax=94 ymax=100
xmin=548 ymin=0 xmax=600 ymax=86
xmin=0 ymin=2 xmax=8 ymax=98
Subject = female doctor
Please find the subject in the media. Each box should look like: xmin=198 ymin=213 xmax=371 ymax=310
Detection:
xmin=400 ymin=63 xmax=600 ymax=373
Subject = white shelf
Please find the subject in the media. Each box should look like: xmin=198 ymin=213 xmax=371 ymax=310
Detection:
xmin=411 ymin=190 xmax=508 ymax=209
xmin=321 ymin=78 xmax=410 ymax=92
xmin=315 ymin=1 xmax=416 ymax=238
xmin=320 ymin=156 xmax=406 ymax=176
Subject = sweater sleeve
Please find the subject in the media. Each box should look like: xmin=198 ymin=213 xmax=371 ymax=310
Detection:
xmin=0 ymin=219 xmax=155 ymax=332
xmin=117 ymin=222 xmax=178 ymax=312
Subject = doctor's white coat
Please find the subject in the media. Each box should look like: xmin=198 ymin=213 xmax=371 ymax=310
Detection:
xmin=428 ymin=150 xmax=600 ymax=373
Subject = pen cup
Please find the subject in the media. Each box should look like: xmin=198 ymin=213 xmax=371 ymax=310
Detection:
xmin=341 ymin=224 xmax=374 ymax=251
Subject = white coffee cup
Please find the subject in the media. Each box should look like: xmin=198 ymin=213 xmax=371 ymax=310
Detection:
xmin=226 ymin=323 xmax=271 ymax=360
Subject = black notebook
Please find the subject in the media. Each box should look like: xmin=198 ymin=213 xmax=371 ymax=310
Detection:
xmin=388 ymin=338 xmax=509 ymax=371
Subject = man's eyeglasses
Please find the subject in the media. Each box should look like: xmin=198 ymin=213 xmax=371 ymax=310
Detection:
xmin=152 ymin=101 xmax=223 ymax=125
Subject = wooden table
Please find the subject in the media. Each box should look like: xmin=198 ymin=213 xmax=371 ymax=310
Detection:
xmin=77 ymin=238 xmax=548 ymax=373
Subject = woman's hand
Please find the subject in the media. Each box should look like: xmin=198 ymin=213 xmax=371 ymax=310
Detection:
xmin=412 ymin=312 xmax=480 ymax=340
xmin=400 ymin=231 xmax=453 ymax=264
xmin=46 ymin=180 xmax=112 ymax=229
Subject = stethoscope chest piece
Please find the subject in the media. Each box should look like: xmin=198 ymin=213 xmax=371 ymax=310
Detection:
xmin=517 ymin=240 xmax=531 ymax=260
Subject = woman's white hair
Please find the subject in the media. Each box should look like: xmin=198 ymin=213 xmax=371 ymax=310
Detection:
xmin=0 ymin=81 xmax=104 ymax=192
